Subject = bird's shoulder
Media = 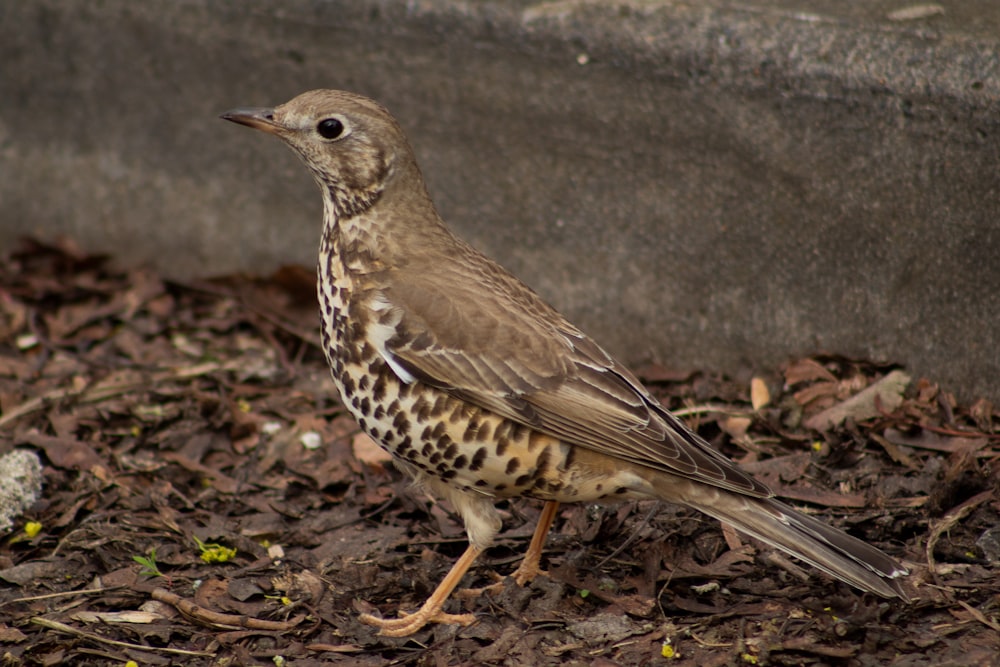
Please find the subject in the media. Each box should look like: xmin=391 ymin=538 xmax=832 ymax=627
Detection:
xmin=382 ymin=239 xmax=578 ymax=392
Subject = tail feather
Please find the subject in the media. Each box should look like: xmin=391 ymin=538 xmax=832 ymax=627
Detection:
xmin=720 ymin=497 xmax=908 ymax=600
xmin=650 ymin=477 xmax=909 ymax=599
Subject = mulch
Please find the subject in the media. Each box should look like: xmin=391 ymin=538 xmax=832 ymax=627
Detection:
xmin=1 ymin=237 xmax=998 ymax=666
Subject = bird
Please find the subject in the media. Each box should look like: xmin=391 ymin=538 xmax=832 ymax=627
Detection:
xmin=221 ymin=90 xmax=909 ymax=637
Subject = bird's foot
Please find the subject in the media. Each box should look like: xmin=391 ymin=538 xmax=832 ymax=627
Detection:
xmin=360 ymin=543 xmax=483 ymax=636
xmin=359 ymin=608 xmax=476 ymax=637
xmin=455 ymin=562 xmax=549 ymax=599
xmin=510 ymin=559 xmax=547 ymax=587
xmin=455 ymin=571 xmax=504 ymax=599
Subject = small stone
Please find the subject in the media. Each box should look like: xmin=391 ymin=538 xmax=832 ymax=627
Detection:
xmin=299 ymin=431 xmax=322 ymax=450
xmin=975 ymin=526 xmax=1000 ymax=562
xmin=0 ymin=449 xmax=43 ymax=534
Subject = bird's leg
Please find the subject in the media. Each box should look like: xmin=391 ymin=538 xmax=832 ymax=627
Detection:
xmin=509 ymin=499 xmax=559 ymax=585
xmin=457 ymin=500 xmax=560 ymax=598
xmin=361 ymin=501 xmax=559 ymax=634
xmin=359 ymin=543 xmax=481 ymax=637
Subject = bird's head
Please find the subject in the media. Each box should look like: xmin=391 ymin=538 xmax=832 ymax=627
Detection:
xmin=222 ymin=89 xmax=413 ymax=219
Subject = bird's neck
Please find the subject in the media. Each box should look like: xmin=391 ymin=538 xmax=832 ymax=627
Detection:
xmin=318 ymin=169 xmax=455 ymax=275
xmin=319 ymin=192 xmax=383 ymax=276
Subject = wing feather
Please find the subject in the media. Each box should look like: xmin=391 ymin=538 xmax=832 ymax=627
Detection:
xmin=382 ymin=252 xmax=772 ymax=498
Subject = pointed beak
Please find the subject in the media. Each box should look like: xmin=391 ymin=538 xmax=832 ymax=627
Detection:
xmin=220 ymin=107 xmax=282 ymax=135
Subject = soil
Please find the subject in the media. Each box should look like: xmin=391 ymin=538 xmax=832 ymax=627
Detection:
xmin=1 ymin=238 xmax=998 ymax=666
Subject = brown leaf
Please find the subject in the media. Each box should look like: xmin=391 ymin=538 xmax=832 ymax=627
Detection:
xmin=0 ymin=558 xmax=61 ymax=585
xmin=551 ymin=565 xmax=656 ymax=617
xmin=750 ymin=377 xmax=770 ymax=410
xmin=882 ymin=428 xmax=987 ymax=454
xmin=566 ymin=613 xmax=646 ymax=645
xmin=720 ymin=416 xmax=752 ymax=440
xmin=771 ymin=484 xmax=866 ymax=508
xmin=352 ymin=432 xmax=391 ymax=467
xmin=23 ymin=431 xmax=104 ymax=472
xmin=793 ymin=381 xmax=839 ymax=408
xmin=160 ymin=452 xmax=240 ymax=494
xmin=968 ymin=398 xmax=995 ymax=433
xmin=741 ymin=452 xmax=812 ymax=482
xmin=870 ymin=433 xmax=921 ymax=469
xmin=804 ymin=370 xmax=911 ymax=430
xmin=784 ymin=358 xmax=837 ymax=386
xmin=0 ymin=292 xmax=28 ymax=342
xmin=193 ymin=578 xmax=231 ymax=611
xmin=94 ymin=566 xmax=139 ymax=590
xmin=671 ymin=595 xmax=727 ymax=614
xmin=0 ymin=624 xmax=28 ymax=642
xmin=0 ymin=353 xmax=34 ymax=380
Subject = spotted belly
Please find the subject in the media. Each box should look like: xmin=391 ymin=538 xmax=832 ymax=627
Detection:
xmin=331 ymin=355 xmax=654 ymax=505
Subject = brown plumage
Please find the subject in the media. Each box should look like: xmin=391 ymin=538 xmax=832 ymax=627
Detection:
xmin=221 ymin=90 xmax=909 ymax=636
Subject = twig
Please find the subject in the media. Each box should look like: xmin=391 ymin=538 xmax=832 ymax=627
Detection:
xmin=907 ymin=423 xmax=1000 ymax=442
xmin=956 ymin=600 xmax=1000 ymax=633
xmin=0 ymin=586 xmax=120 ymax=607
xmin=151 ymin=588 xmax=303 ymax=631
xmin=30 ymin=617 xmax=214 ymax=657
xmin=306 ymin=642 xmax=364 ymax=654
xmin=0 ymin=361 xmax=224 ymax=429
xmin=595 ymin=502 xmax=661 ymax=568
xmin=925 ymin=489 xmax=994 ymax=582
xmin=673 ymin=404 xmax=752 ymax=419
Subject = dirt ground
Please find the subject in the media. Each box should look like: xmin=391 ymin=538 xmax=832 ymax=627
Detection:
xmin=1 ymin=238 xmax=998 ymax=666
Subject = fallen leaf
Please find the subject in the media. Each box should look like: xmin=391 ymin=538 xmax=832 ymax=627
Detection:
xmin=882 ymin=428 xmax=987 ymax=454
xmin=784 ymin=358 xmax=837 ymax=386
xmin=352 ymin=432 xmax=391 ymax=466
xmin=750 ymin=377 xmax=770 ymax=410
xmin=0 ymin=559 xmax=61 ymax=585
xmin=804 ymin=370 xmax=911 ymax=430
xmin=721 ymin=416 xmax=752 ymax=440
xmin=22 ymin=431 xmax=103 ymax=472
xmin=71 ymin=610 xmax=165 ymax=624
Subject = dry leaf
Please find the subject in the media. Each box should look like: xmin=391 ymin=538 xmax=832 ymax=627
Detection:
xmin=750 ymin=377 xmax=770 ymax=410
xmin=784 ymin=358 xmax=837 ymax=386
xmin=71 ymin=611 xmax=165 ymax=624
xmin=352 ymin=432 xmax=391 ymax=466
xmin=721 ymin=416 xmax=752 ymax=440
xmin=804 ymin=370 xmax=911 ymax=430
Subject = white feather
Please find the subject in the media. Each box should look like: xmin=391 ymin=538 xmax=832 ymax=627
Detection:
xmin=370 ymin=294 xmax=416 ymax=384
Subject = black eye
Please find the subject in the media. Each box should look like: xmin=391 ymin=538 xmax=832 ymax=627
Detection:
xmin=317 ymin=118 xmax=345 ymax=139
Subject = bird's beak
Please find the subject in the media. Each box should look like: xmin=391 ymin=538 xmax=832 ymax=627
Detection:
xmin=220 ymin=107 xmax=282 ymax=135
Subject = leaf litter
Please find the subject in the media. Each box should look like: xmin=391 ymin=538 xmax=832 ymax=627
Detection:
xmin=1 ymin=237 xmax=999 ymax=666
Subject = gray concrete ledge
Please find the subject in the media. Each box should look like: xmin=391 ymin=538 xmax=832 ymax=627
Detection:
xmin=1 ymin=0 xmax=998 ymax=402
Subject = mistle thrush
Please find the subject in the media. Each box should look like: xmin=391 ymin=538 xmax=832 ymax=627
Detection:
xmin=222 ymin=90 xmax=909 ymax=636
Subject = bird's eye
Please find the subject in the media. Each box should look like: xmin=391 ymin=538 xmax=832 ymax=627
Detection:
xmin=317 ymin=118 xmax=345 ymax=139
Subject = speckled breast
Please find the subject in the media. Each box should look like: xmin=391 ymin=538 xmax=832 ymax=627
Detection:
xmin=316 ymin=239 xmax=646 ymax=506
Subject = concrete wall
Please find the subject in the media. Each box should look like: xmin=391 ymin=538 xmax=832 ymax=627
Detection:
xmin=2 ymin=0 xmax=998 ymax=401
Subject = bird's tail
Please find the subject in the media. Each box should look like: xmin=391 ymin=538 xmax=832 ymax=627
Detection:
xmin=648 ymin=476 xmax=909 ymax=600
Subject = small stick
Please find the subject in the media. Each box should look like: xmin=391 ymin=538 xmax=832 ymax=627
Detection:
xmin=151 ymin=588 xmax=303 ymax=631
xmin=31 ymin=617 xmax=214 ymax=657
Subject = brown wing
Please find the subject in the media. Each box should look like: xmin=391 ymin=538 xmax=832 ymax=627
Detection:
xmin=382 ymin=249 xmax=772 ymax=498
